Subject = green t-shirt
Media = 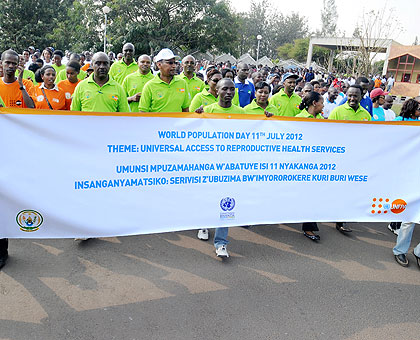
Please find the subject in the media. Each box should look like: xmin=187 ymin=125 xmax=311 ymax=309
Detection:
xmin=70 ymin=74 xmax=130 ymax=112
xmin=122 ymin=71 xmax=155 ymax=112
xmin=243 ymin=99 xmax=279 ymax=115
xmin=52 ymin=64 xmax=66 ymax=75
xmin=56 ymin=68 xmax=87 ymax=83
xmin=328 ymin=103 xmax=371 ymax=121
xmin=138 ymin=73 xmax=190 ymax=112
xmin=109 ymin=59 xmax=138 ymax=84
xmin=269 ymin=89 xmax=302 ymax=117
xmin=177 ymin=72 xmax=205 ymax=101
xmin=189 ymin=88 xmax=217 ymax=112
xmin=203 ymin=103 xmax=245 ymax=114
xmin=15 ymin=69 xmax=36 ymax=85
xmin=295 ymin=108 xmax=324 ymax=119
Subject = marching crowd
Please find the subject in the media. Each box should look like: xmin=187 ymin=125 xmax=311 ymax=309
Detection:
xmin=0 ymin=43 xmax=419 ymax=269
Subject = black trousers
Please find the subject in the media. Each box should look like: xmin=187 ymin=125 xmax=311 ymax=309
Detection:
xmin=0 ymin=238 xmax=8 ymax=256
xmin=302 ymin=222 xmax=319 ymax=232
xmin=389 ymin=222 xmax=401 ymax=230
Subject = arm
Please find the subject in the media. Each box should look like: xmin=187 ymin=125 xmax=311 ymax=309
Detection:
xmin=18 ymin=67 xmax=35 ymax=108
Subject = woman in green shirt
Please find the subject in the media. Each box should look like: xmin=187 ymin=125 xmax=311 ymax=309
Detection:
xmin=296 ymin=91 xmax=324 ymax=241
xmin=295 ymin=91 xmax=325 ymax=119
xmin=190 ymin=68 xmax=221 ymax=112
xmin=244 ymin=81 xmax=278 ymax=117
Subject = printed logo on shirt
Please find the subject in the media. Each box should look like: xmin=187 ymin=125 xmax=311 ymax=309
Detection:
xmin=65 ymin=92 xmax=72 ymax=99
xmin=370 ymin=197 xmax=407 ymax=214
xmin=111 ymin=95 xmax=118 ymax=101
xmin=37 ymin=95 xmax=44 ymax=102
xmin=178 ymin=88 xmax=185 ymax=93
xmin=194 ymin=86 xmax=201 ymax=91
xmin=52 ymin=98 xmax=59 ymax=103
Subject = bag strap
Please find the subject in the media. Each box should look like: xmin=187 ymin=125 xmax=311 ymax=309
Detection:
xmin=41 ymin=87 xmax=53 ymax=110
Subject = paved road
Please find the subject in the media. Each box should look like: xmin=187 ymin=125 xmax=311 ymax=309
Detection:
xmin=1 ymin=222 xmax=419 ymax=340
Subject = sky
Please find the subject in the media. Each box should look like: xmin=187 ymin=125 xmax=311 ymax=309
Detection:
xmin=229 ymin=0 xmax=418 ymax=46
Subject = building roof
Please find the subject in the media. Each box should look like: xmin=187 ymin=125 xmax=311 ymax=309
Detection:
xmin=256 ymin=56 xmax=275 ymax=68
xmin=238 ymin=53 xmax=256 ymax=65
xmin=214 ymin=53 xmax=237 ymax=64
xmin=388 ymin=44 xmax=420 ymax=61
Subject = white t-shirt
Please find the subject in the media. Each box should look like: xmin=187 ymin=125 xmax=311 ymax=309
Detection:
xmin=384 ymin=108 xmax=396 ymax=121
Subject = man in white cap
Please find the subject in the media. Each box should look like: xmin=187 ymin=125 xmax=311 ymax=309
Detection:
xmin=269 ymin=72 xmax=302 ymax=116
xmin=139 ymin=48 xmax=190 ymax=112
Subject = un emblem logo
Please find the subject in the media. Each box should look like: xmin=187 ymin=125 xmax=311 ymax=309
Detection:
xmin=220 ymin=197 xmax=235 ymax=211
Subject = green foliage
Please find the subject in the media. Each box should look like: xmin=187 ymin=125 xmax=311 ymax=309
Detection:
xmin=236 ymin=1 xmax=308 ymax=59
xmin=106 ymin=0 xmax=238 ymax=55
xmin=319 ymin=0 xmax=337 ymax=37
xmin=277 ymin=38 xmax=329 ymax=65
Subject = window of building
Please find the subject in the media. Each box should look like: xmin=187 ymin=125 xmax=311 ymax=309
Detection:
xmin=402 ymin=73 xmax=411 ymax=82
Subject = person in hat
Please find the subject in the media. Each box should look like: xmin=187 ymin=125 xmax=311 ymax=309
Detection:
xmin=138 ymin=48 xmax=190 ymax=113
xmin=370 ymin=88 xmax=388 ymax=121
xmin=269 ymin=72 xmax=302 ymax=116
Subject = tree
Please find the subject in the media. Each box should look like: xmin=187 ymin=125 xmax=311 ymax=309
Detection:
xmin=413 ymin=36 xmax=418 ymax=46
xmin=351 ymin=7 xmax=400 ymax=76
xmin=105 ymin=0 xmax=238 ymax=56
xmin=236 ymin=0 xmax=308 ymax=59
xmin=277 ymin=38 xmax=330 ymax=67
xmin=319 ymin=0 xmax=338 ymax=37
xmin=0 ymin=0 xmax=72 ymax=51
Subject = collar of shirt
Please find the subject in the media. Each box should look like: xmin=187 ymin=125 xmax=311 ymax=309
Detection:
xmin=40 ymin=83 xmax=59 ymax=91
xmin=87 ymin=74 xmax=114 ymax=87
xmin=121 ymin=59 xmax=136 ymax=67
xmin=234 ymin=76 xmax=251 ymax=86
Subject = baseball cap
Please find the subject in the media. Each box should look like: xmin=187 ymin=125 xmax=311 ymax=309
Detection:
xmin=370 ymin=88 xmax=388 ymax=99
xmin=154 ymin=48 xmax=179 ymax=62
xmin=281 ymin=72 xmax=299 ymax=82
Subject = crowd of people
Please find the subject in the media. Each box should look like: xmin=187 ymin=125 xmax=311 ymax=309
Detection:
xmin=0 ymin=43 xmax=418 ymax=269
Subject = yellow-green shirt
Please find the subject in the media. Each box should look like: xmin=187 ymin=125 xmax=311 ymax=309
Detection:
xmin=177 ymin=72 xmax=205 ymax=101
xmin=203 ymin=103 xmax=245 ymax=114
xmin=15 ymin=69 xmax=36 ymax=85
xmin=122 ymin=71 xmax=155 ymax=112
xmin=109 ymin=59 xmax=138 ymax=84
xmin=56 ymin=68 xmax=86 ymax=83
xmin=269 ymin=89 xmax=302 ymax=116
xmin=328 ymin=103 xmax=371 ymax=121
xmin=139 ymin=73 xmax=190 ymax=112
xmin=295 ymin=109 xmax=324 ymax=119
xmin=52 ymin=64 xmax=66 ymax=75
xmin=244 ymin=99 xmax=279 ymax=115
xmin=189 ymin=88 xmax=217 ymax=112
xmin=0 ymin=95 xmax=5 ymax=107
xmin=70 ymin=74 xmax=130 ymax=112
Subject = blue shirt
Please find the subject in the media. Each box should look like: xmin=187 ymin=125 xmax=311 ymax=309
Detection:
xmin=372 ymin=106 xmax=385 ymax=121
xmin=339 ymin=95 xmax=373 ymax=116
xmin=234 ymin=77 xmax=255 ymax=107
xmin=394 ymin=116 xmax=418 ymax=121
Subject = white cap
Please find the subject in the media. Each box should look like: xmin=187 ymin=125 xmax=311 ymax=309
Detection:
xmin=154 ymin=48 xmax=178 ymax=62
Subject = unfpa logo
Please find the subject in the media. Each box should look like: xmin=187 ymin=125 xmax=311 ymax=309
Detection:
xmin=371 ymin=198 xmax=406 ymax=214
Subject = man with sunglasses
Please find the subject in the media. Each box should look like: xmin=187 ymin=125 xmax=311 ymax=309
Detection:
xmin=109 ymin=43 xmax=138 ymax=84
xmin=139 ymin=48 xmax=190 ymax=113
xmin=178 ymin=55 xmax=205 ymax=101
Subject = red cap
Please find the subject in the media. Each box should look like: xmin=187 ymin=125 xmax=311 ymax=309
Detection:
xmin=370 ymin=88 xmax=388 ymax=99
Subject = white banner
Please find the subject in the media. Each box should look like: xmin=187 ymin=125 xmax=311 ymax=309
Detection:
xmin=1 ymin=108 xmax=420 ymax=238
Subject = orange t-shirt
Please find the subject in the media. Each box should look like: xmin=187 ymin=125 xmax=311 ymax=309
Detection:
xmin=34 ymin=85 xmax=68 ymax=110
xmin=81 ymin=63 xmax=91 ymax=72
xmin=374 ymin=79 xmax=381 ymax=88
xmin=0 ymin=78 xmax=35 ymax=107
xmin=57 ymin=79 xmax=81 ymax=108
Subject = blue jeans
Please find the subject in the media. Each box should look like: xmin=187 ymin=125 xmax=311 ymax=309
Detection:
xmin=214 ymin=227 xmax=229 ymax=248
xmin=393 ymin=222 xmax=420 ymax=256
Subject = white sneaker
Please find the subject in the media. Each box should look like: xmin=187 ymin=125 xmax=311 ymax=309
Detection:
xmin=197 ymin=229 xmax=209 ymax=241
xmin=216 ymin=245 xmax=229 ymax=258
